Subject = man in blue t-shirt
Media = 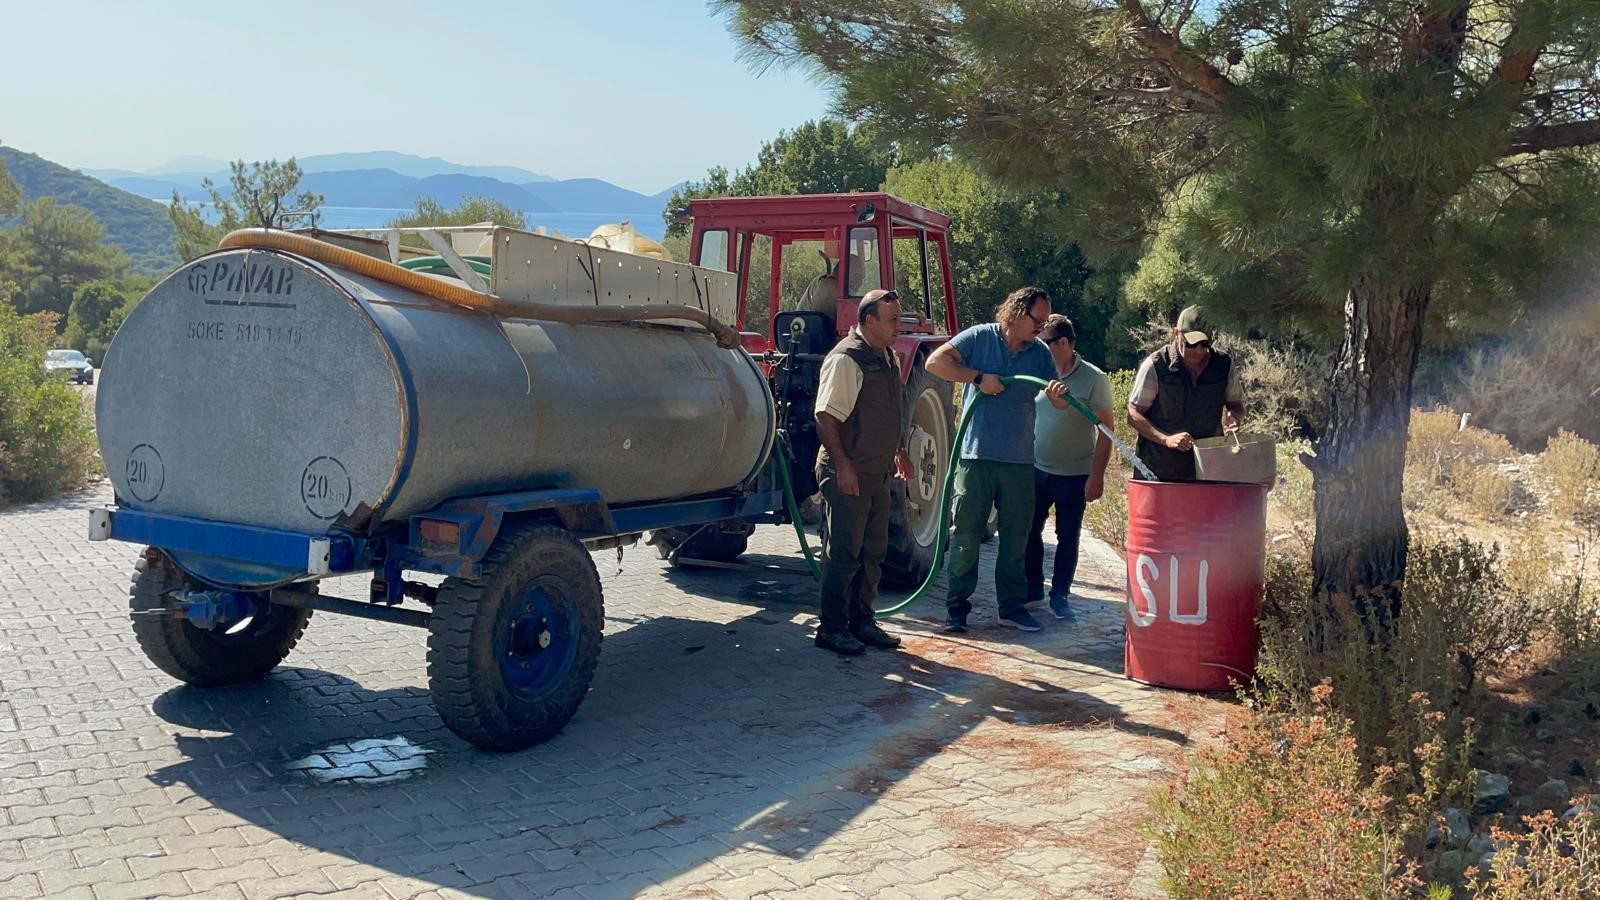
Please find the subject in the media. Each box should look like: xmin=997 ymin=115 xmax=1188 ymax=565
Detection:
xmin=926 ymin=286 xmax=1069 ymax=633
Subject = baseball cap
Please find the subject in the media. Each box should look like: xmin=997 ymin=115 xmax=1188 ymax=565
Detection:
xmin=1176 ymin=305 xmax=1211 ymax=344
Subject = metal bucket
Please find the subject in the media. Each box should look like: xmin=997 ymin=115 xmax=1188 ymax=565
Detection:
xmin=1193 ymin=432 xmax=1276 ymax=488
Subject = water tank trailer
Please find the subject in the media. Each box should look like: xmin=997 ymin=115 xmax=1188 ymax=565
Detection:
xmin=89 ymin=195 xmax=962 ymax=750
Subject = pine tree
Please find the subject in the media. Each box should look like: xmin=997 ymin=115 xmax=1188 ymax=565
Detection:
xmin=168 ymin=159 xmax=325 ymax=261
xmin=716 ymin=0 xmax=1600 ymax=627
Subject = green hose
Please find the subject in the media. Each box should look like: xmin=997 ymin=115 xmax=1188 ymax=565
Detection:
xmin=775 ymin=432 xmax=826 ymax=581
xmin=398 ymin=255 xmax=493 ymax=277
xmin=772 ymin=374 xmax=1151 ymax=619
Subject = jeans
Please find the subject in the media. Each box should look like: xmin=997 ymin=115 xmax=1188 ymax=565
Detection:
xmin=945 ymin=459 xmax=1036 ymax=618
xmin=1025 ymin=471 xmax=1089 ymax=602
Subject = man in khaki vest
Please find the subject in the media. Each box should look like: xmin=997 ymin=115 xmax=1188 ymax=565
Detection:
xmin=813 ymin=290 xmax=915 ymax=655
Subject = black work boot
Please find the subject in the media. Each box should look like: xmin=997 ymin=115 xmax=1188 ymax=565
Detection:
xmin=815 ymin=630 xmax=866 ymax=656
xmin=851 ymin=621 xmax=902 ymax=649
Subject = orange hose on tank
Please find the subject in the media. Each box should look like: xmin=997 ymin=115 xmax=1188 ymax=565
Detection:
xmin=217 ymin=228 xmax=740 ymax=349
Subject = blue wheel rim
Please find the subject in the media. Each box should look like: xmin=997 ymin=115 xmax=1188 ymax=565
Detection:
xmin=498 ymin=581 xmax=579 ymax=700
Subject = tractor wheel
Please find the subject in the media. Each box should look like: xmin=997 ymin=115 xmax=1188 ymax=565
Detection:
xmin=883 ymin=363 xmax=955 ymax=588
xmin=427 ymin=524 xmax=604 ymax=752
xmin=129 ymin=553 xmax=313 ymax=686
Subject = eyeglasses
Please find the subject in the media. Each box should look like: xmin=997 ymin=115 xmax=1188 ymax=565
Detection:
xmin=1184 ymin=339 xmax=1212 ymax=349
xmin=1025 ymin=310 xmax=1049 ymax=326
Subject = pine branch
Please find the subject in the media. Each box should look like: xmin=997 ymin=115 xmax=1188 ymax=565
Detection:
xmin=1507 ymin=119 xmax=1600 ymax=154
xmin=1118 ymin=0 xmax=1235 ymax=101
xmin=1493 ymin=6 xmax=1546 ymax=91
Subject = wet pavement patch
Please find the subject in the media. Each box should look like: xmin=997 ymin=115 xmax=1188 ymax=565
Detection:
xmin=284 ymin=736 xmax=433 ymax=784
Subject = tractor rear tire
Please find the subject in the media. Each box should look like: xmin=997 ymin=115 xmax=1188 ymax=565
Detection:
xmin=129 ymin=554 xmax=313 ymax=686
xmin=882 ymin=363 xmax=955 ymax=588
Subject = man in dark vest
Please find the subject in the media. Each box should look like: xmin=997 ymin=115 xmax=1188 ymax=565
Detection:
xmin=813 ymin=289 xmax=915 ymax=655
xmin=1128 ymin=305 xmax=1246 ymax=481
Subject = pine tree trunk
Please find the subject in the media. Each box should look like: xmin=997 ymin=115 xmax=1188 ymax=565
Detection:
xmin=1310 ymin=278 xmax=1431 ymax=632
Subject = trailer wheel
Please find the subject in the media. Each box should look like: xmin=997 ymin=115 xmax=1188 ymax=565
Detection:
xmin=427 ymin=524 xmax=603 ymax=752
xmin=883 ymin=363 xmax=954 ymax=588
xmin=129 ymin=554 xmax=313 ymax=686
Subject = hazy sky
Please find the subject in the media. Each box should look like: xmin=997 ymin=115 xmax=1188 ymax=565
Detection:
xmin=0 ymin=1 xmax=833 ymax=194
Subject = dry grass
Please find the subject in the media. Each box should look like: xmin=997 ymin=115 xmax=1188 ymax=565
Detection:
xmin=1405 ymin=407 xmax=1519 ymax=518
xmin=1543 ymin=429 xmax=1600 ymax=522
xmin=1446 ymin=309 xmax=1600 ymax=452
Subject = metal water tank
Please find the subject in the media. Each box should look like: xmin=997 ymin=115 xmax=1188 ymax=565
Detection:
xmin=1122 ymin=479 xmax=1268 ymax=691
xmin=96 ymin=247 xmax=775 ymax=545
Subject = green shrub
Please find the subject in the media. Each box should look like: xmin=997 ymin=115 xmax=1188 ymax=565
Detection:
xmin=1468 ymin=808 xmax=1599 ymax=897
xmin=1255 ymin=538 xmax=1533 ymax=803
xmin=1536 ymin=532 xmax=1600 ymax=665
xmin=1147 ymin=684 xmax=1430 ymax=898
xmin=0 ymin=305 xmax=97 ymax=505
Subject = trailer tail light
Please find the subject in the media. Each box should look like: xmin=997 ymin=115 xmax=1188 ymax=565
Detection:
xmin=418 ymin=519 xmax=462 ymax=548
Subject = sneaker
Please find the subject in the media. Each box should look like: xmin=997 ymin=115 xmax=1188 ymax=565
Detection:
xmin=814 ymin=630 xmax=866 ymax=656
xmin=998 ymin=610 xmax=1044 ymax=632
xmin=1048 ymin=595 xmax=1077 ymax=621
xmin=944 ymin=614 xmax=969 ymax=634
xmin=852 ymin=622 xmax=902 ymax=649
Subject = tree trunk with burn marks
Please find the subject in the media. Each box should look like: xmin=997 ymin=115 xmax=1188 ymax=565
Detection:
xmin=1310 ymin=278 xmax=1431 ymax=630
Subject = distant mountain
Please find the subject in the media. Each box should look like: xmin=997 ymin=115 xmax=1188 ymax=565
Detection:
xmin=79 ymin=167 xmax=148 ymax=182
xmin=72 ymin=149 xmax=682 ymax=221
xmin=652 ymin=181 xmax=688 ymax=202
xmin=379 ymin=174 xmax=553 ymax=212
xmin=146 ymin=155 xmax=230 ymax=176
xmin=1 ymin=147 xmax=178 ymax=274
xmin=297 ymin=169 xmax=418 ymax=206
xmin=104 ymin=176 xmax=197 ymax=201
xmin=521 ymin=178 xmax=662 ymax=214
xmin=298 ymin=151 xmax=553 ymax=184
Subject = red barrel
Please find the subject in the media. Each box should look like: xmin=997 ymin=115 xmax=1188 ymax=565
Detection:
xmin=1123 ymin=479 xmax=1268 ymax=691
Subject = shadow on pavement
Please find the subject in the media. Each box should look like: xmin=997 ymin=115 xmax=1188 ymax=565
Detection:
xmin=146 ymin=552 xmax=1176 ymax=896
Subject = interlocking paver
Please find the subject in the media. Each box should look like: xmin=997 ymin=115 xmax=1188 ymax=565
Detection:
xmin=2 ymin=484 xmax=1227 ymax=897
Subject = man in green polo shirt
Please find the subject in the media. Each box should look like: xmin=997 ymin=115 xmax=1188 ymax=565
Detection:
xmin=1026 ymin=315 xmax=1114 ymax=621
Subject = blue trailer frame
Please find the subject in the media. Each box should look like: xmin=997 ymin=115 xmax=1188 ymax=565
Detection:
xmin=92 ymin=481 xmax=789 ymax=621
xmin=97 ymin=453 xmax=797 ymax=752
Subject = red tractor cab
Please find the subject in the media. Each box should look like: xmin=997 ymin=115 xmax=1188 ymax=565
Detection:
xmin=687 ymin=193 xmax=961 ymax=586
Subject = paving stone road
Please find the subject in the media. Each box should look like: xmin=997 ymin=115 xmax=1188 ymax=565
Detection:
xmin=0 ymin=484 xmax=1228 ymax=899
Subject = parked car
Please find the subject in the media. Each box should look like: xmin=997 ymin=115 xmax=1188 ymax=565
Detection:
xmin=45 ymin=349 xmax=95 ymax=384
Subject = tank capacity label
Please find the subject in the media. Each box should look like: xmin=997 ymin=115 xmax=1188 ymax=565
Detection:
xmin=183 ymin=320 xmax=306 ymax=346
xmin=301 ymin=457 xmax=352 ymax=520
xmin=125 ymin=444 xmax=165 ymax=503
